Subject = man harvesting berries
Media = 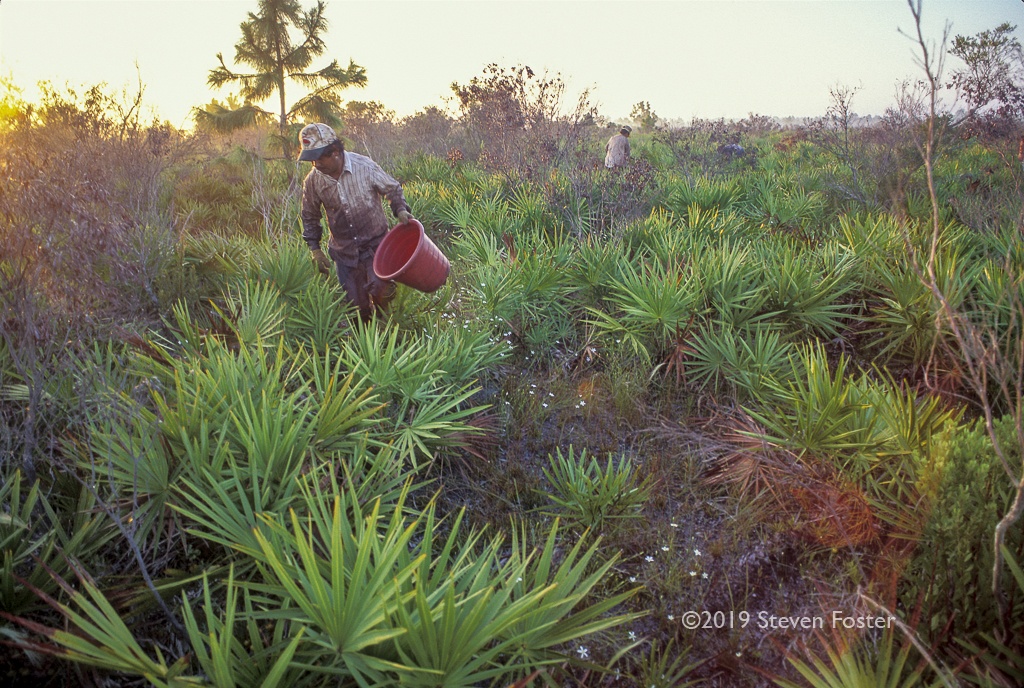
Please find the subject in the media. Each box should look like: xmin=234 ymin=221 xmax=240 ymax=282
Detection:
xmin=297 ymin=122 xmax=414 ymax=321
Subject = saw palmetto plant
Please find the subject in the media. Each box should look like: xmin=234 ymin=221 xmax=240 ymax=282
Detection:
xmin=538 ymin=445 xmax=651 ymax=534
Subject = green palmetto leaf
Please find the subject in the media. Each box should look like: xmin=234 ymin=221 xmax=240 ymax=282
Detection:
xmin=75 ymin=416 xmax=181 ymax=551
xmin=695 ymin=243 xmax=773 ymax=330
xmin=250 ymin=494 xmax=420 ymax=686
xmin=391 ymin=555 xmax=534 ymax=686
xmin=570 ymin=236 xmax=621 ymax=306
xmin=775 ymin=628 xmax=924 ymax=688
xmin=217 ymin=279 xmax=286 ymax=347
xmin=389 ymin=382 xmax=488 ymax=465
xmin=684 ymin=324 xmax=792 ymax=399
xmin=338 ymin=322 xmax=438 ymax=399
xmin=1 ymin=471 xmax=116 ymax=616
xmin=584 ymin=306 xmax=653 ymax=367
xmin=863 ymin=260 xmax=939 ymax=365
xmin=667 ymin=175 xmax=744 ymax=214
xmin=312 ymin=370 xmax=384 ymax=453
xmin=255 ymin=239 xmax=315 ymax=299
xmin=227 ymin=384 xmax=314 ymax=473
xmin=0 ymin=561 xmax=194 ymax=686
xmin=602 ymin=258 xmax=699 ymax=353
xmin=181 ymin=565 xmax=305 ymax=688
xmin=539 ymin=446 xmax=651 ymax=532
xmin=502 ymin=520 xmax=643 ymax=662
xmin=443 ymin=197 xmax=477 ymax=233
xmin=759 ymin=250 xmax=855 ymax=338
xmin=746 ymin=344 xmax=876 ymax=458
xmin=508 ymin=183 xmax=548 ymax=230
xmin=171 ymin=433 xmax=305 ymax=561
xmin=418 ymin=323 xmax=512 ymax=389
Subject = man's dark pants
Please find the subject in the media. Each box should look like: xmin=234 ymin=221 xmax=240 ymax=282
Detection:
xmin=332 ymin=244 xmax=395 ymax=321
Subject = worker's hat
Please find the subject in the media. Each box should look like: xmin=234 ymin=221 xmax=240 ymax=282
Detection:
xmin=297 ymin=123 xmax=339 ymax=161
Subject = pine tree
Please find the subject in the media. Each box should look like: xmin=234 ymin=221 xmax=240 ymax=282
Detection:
xmin=199 ymin=0 xmax=366 ymax=159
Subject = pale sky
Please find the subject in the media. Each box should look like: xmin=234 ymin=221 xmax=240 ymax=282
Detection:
xmin=1 ymin=0 xmax=1022 ymax=130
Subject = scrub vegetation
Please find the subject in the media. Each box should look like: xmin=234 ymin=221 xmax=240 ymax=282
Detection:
xmin=2 ymin=6 xmax=1024 ymax=687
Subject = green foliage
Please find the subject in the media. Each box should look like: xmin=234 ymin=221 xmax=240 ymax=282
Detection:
xmin=181 ymin=566 xmax=305 ymax=688
xmin=170 ymin=156 xmax=266 ymax=236
xmin=685 ymin=324 xmax=793 ymax=400
xmin=968 ymin=547 xmax=1024 ymax=687
xmin=692 ymin=242 xmax=771 ymax=330
xmin=903 ymin=416 xmax=1024 ymax=645
xmin=590 ymin=257 xmax=699 ymax=364
xmin=746 ymin=344 xmax=955 ymax=467
xmin=219 ymin=279 xmax=287 ymax=345
xmin=759 ymin=248 xmax=856 ymax=338
xmin=743 ymin=174 xmax=826 ymax=234
xmin=775 ymin=628 xmax=925 ymax=688
xmin=285 ymin=273 xmax=353 ymax=349
xmin=461 ymin=226 xmax=575 ymax=352
xmin=253 ymin=238 xmax=315 ymax=299
xmin=636 ymin=639 xmax=702 ymax=688
xmin=336 ymin=321 xmax=490 ymax=464
xmin=0 ymin=472 xmax=113 ymax=616
xmin=539 ymin=446 xmax=651 ymax=533
xmin=665 ymin=175 xmax=744 ymax=214
xmin=3 ymin=563 xmax=194 ymax=686
xmin=7 ymin=74 xmax=1024 ymax=687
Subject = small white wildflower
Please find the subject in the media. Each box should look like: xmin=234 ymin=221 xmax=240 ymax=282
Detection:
xmin=548 ymin=392 xmax=554 ymax=397
xmin=577 ymin=646 xmax=589 ymax=660
xmin=579 ymin=400 xmax=586 ymax=406
xmin=628 ymin=631 xmax=637 ymax=641
xmin=670 ymin=522 xmax=678 ymax=528
xmin=661 ymin=546 xmax=669 ymax=552
xmin=629 ymin=576 xmax=637 ymax=583
xmin=694 ymin=549 xmax=701 ymax=556
xmin=689 ymin=571 xmax=697 ymax=577
xmin=667 ymin=614 xmax=675 ymax=621
xmin=735 ymin=652 xmax=742 ymax=658
xmin=645 ymin=556 xmax=654 ymax=562
xmin=702 ymin=572 xmax=709 ymax=579
xmin=542 ymin=403 xmax=548 ymax=408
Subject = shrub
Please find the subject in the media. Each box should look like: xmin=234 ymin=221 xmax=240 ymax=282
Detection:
xmin=902 ymin=416 xmax=1024 ymax=645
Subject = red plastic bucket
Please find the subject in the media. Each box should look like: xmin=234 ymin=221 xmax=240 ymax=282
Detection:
xmin=373 ymin=219 xmax=450 ymax=293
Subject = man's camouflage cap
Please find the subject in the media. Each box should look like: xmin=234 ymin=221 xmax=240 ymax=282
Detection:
xmin=297 ymin=123 xmax=339 ymax=161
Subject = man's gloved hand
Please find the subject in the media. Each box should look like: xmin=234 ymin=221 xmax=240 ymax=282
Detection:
xmin=397 ymin=209 xmax=413 ymax=224
xmin=311 ymin=248 xmax=333 ymax=276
